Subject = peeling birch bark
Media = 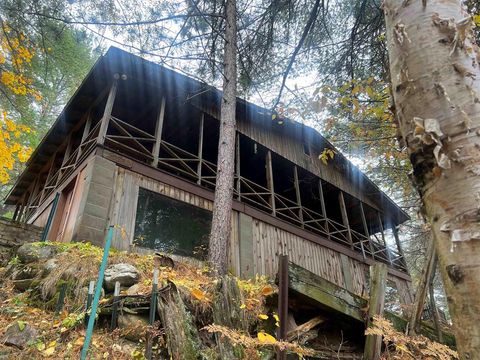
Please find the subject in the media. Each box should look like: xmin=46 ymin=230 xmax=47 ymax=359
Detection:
xmin=384 ymin=0 xmax=480 ymax=356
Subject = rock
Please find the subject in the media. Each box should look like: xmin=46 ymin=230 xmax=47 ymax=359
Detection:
xmin=17 ymin=243 xmax=57 ymax=264
xmin=43 ymin=258 xmax=59 ymax=274
xmin=11 ymin=264 xmax=42 ymax=280
xmin=104 ymin=263 xmax=140 ymax=291
xmin=117 ymin=314 xmax=149 ymax=341
xmin=2 ymin=321 xmax=38 ymax=349
xmin=126 ymin=284 xmax=141 ymax=295
xmin=12 ymin=279 xmax=36 ymax=292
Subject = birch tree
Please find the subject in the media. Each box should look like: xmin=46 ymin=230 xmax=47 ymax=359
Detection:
xmin=383 ymin=0 xmax=480 ymax=355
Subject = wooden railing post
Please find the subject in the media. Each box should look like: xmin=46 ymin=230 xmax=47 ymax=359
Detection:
xmin=392 ymin=226 xmax=406 ymax=270
xmin=235 ymin=132 xmax=241 ymax=199
xmin=318 ymin=179 xmax=330 ymax=240
xmin=76 ymin=111 xmax=92 ymax=162
xmin=197 ymin=113 xmax=204 ymax=184
xmin=339 ymin=191 xmax=353 ymax=249
xmin=266 ymin=150 xmax=276 ymax=216
xmin=97 ymin=76 xmax=119 ymax=146
xmin=364 ymin=263 xmax=387 ymax=360
xmin=152 ymin=96 xmax=166 ymax=167
xmin=293 ymin=166 xmax=304 ymax=227
xmin=360 ymin=202 xmax=375 ymax=260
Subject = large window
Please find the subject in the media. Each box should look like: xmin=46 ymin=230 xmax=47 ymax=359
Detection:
xmin=133 ymin=188 xmax=211 ymax=259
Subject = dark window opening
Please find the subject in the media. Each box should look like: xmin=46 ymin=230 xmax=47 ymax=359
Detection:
xmin=303 ymin=141 xmax=310 ymax=156
xmin=239 ymin=136 xmax=268 ymax=188
xmin=133 ymin=188 xmax=211 ymax=259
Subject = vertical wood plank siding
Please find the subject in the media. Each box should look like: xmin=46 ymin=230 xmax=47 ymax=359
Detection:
xmin=103 ymin=166 xmax=419 ymax=299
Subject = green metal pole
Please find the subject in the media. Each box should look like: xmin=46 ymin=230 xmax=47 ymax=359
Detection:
xmin=40 ymin=192 xmax=60 ymax=242
xmin=80 ymin=226 xmax=114 ymax=360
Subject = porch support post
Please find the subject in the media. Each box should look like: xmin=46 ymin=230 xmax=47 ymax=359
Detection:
xmin=13 ymin=203 xmax=20 ymax=221
xmin=364 ymin=263 xmax=387 ymax=360
xmin=377 ymin=213 xmax=392 ymax=266
xmin=339 ymin=191 xmax=353 ymax=249
xmin=293 ymin=165 xmax=304 ymax=227
xmin=76 ymin=111 xmax=92 ymax=162
xmin=152 ymin=96 xmax=166 ymax=167
xmin=360 ymin=202 xmax=375 ymax=260
xmin=318 ymin=179 xmax=330 ymax=240
xmin=266 ymin=150 xmax=276 ymax=216
xmin=235 ymin=132 xmax=241 ymax=199
xmin=197 ymin=113 xmax=204 ymax=184
xmin=56 ymin=134 xmax=73 ymax=187
xmin=393 ymin=226 xmax=407 ymax=270
xmin=40 ymin=155 xmax=56 ymax=203
xmin=97 ymin=77 xmax=119 ymax=146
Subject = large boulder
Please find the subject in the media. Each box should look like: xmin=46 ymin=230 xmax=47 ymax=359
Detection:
xmin=118 ymin=314 xmax=149 ymax=341
xmin=2 ymin=321 xmax=38 ymax=349
xmin=104 ymin=263 xmax=140 ymax=291
xmin=17 ymin=243 xmax=57 ymax=264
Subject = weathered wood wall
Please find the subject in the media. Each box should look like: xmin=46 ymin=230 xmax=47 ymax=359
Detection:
xmin=104 ymin=163 xmax=411 ymax=302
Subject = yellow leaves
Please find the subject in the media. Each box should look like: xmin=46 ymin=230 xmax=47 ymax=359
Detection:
xmin=257 ymin=314 xmax=269 ymax=320
xmin=257 ymin=331 xmax=277 ymax=344
xmin=273 ymin=314 xmax=280 ymax=327
xmin=43 ymin=340 xmax=57 ymax=357
xmin=319 ymin=148 xmax=336 ymax=165
xmin=366 ymin=316 xmax=458 ymax=359
xmin=74 ymin=337 xmax=85 ymax=346
xmin=261 ymin=285 xmax=275 ymax=296
xmin=473 ymin=15 xmax=480 ymax=27
xmin=191 ymin=288 xmax=207 ymax=301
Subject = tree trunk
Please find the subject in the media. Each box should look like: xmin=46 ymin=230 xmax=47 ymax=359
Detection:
xmin=208 ymin=0 xmax=237 ymax=275
xmin=384 ymin=0 xmax=480 ymax=356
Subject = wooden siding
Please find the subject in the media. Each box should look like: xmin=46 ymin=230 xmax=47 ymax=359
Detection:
xmin=105 ymin=165 xmax=407 ymax=298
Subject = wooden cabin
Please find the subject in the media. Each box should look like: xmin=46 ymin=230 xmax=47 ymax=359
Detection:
xmin=6 ymin=47 xmax=412 ymax=306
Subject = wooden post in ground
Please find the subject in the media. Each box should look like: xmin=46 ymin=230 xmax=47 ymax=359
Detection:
xmin=364 ymin=263 xmax=387 ymax=360
xmin=110 ymin=281 xmax=120 ymax=330
xmin=277 ymin=255 xmax=288 ymax=360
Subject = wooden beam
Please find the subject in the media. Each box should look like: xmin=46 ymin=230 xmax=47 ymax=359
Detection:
xmin=151 ymin=96 xmax=166 ymax=167
xmin=196 ymin=113 xmax=204 ymax=185
xmin=338 ymin=191 xmax=353 ymax=249
xmin=235 ymin=132 xmax=241 ymax=199
xmin=293 ymin=166 xmax=304 ymax=228
xmin=56 ymin=133 xmax=73 ymax=187
xmin=364 ymin=263 xmax=387 ymax=360
xmin=360 ymin=202 xmax=375 ymax=260
xmin=377 ymin=213 xmax=392 ymax=265
xmin=318 ymin=180 xmax=330 ymax=240
xmin=288 ymin=261 xmax=366 ymax=322
xmin=266 ymin=150 xmax=276 ymax=216
xmin=97 ymin=78 xmax=119 ymax=146
xmin=392 ymin=226 xmax=406 ymax=269
xmin=77 ymin=111 xmax=92 ymax=162
xmin=277 ymin=255 xmax=289 ymax=360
